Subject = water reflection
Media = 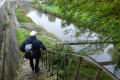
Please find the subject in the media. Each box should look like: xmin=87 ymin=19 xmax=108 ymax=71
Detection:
xmin=90 ymin=44 xmax=113 ymax=62
xmin=27 ymin=10 xmax=75 ymax=40
xmin=36 ymin=11 xmax=42 ymax=18
xmin=48 ymin=14 xmax=56 ymax=22
xmin=36 ymin=11 xmax=56 ymax=22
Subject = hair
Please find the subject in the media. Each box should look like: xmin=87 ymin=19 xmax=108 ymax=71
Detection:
xmin=29 ymin=31 xmax=37 ymax=36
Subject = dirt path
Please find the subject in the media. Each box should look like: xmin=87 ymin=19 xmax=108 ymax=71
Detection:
xmin=15 ymin=58 xmax=56 ymax=80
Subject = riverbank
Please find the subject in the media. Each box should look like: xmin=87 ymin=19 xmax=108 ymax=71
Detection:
xmin=29 ymin=1 xmax=60 ymax=17
xmin=14 ymin=7 xmax=59 ymax=41
xmin=40 ymin=5 xmax=59 ymax=16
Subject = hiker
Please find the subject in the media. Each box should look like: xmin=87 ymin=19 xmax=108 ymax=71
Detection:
xmin=20 ymin=31 xmax=46 ymax=73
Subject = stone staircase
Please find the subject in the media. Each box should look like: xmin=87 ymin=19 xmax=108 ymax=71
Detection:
xmin=14 ymin=58 xmax=56 ymax=80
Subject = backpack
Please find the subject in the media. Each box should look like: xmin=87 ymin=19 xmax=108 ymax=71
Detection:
xmin=24 ymin=39 xmax=36 ymax=59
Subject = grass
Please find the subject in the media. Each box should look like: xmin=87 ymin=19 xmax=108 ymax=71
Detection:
xmin=19 ymin=23 xmax=60 ymax=41
xmin=29 ymin=2 xmax=59 ymax=16
xmin=41 ymin=5 xmax=59 ymax=14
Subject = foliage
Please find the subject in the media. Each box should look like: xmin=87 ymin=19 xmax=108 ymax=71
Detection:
xmin=14 ymin=8 xmax=33 ymax=23
xmin=30 ymin=0 xmax=39 ymax=8
xmin=42 ymin=50 xmax=113 ymax=80
xmin=35 ymin=4 xmax=43 ymax=11
xmin=29 ymin=0 xmax=44 ymax=11
xmin=55 ymin=0 xmax=120 ymax=40
xmin=45 ymin=0 xmax=55 ymax=6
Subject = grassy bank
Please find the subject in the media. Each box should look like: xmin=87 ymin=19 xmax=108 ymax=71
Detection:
xmin=29 ymin=1 xmax=60 ymax=16
xmin=14 ymin=8 xmax=33 ymax=23
xmin=14 ymin=7 xmax=59 ymax=41
xmin=41 ymin=5 xmax=59 ymax=14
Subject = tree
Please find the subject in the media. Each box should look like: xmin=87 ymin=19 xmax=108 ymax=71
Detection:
xmin=55 ymin=0 xmax=120 ymax=40
xmin=46 ymin=0 xmax=55 ymax=6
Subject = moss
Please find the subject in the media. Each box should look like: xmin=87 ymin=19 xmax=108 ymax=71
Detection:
xmin=3 ymin=20 xmax=10 ymax=30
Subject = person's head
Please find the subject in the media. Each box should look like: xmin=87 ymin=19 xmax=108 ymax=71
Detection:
xmin=29 ymin=31 xmax=37 ymax=36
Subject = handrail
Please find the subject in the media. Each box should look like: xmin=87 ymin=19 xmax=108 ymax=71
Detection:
xmin=57 ymin=40 xmax=119 ymax=45
xmin=41 ymin=50 xmax=119 ymax=80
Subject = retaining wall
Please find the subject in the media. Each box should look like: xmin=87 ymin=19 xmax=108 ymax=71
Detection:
xmin=0 ymin=0 xmax=6 ymax=79
xmin=0 ymin=0 xmax=19 ymax=80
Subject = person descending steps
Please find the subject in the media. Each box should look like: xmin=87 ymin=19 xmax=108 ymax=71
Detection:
xmin=20 ymin=31 xmax=46 ymax=73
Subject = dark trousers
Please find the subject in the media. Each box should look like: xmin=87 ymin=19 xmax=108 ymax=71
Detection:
xmin=29 ymin=58 xmax=39 ymax=71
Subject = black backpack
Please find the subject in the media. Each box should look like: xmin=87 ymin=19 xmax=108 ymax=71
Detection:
xmin=24 ymin=39 xmax=36 ymax=59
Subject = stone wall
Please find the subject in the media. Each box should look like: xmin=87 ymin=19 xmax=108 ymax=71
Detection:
xmin=0 ymin=0 xmax=5 ymax=51
xmin=0 ymin=0 xmax=19 ymax=80
xmin=0 ymin=1 xmax=6 ymax=79
xmin=4 ymin=19 xmax=19 ymax=80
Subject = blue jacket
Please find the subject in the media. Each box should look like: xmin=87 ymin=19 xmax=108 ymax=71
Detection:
xmin=20 ymin=36 xmax=46 ymax=58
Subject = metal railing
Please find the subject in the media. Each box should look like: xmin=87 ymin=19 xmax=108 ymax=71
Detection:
xmin=41 ymin=50 xmax=119 ymax=80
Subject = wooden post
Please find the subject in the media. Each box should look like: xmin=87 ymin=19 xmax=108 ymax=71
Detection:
xmin=52 ymin=52 xmax=54 ymax=75
xmin=44 ymin=51 xmax=45 ymax=67
xmin=46 ymin=50 xmax=47 ymax=69
xmin=57 ymin=53 xmax=60 ymax=80
xmin=62 ymin=54 xmax=67 ymax=80
xmin=75 ymin=57 xmax=82 ymax=80
xmin=48 ymin=51 xmax=50 ymax=72
xmin=94 ymin=68 xmax=102 ymax=80
xmin=41 ymin=51 xmax=43 ymax=67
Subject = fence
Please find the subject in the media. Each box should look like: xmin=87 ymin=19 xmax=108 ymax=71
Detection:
xmin=41 ymin=49 xmax=119 ymax=80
